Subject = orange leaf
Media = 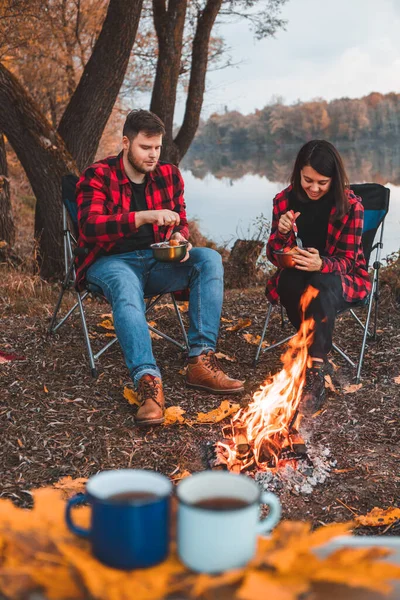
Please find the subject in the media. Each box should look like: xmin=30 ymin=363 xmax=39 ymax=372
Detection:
xmin=343 ymin=383 xmax=363 ymax=394
xmin=147 ymin=321 xmax=162 ymax=340
xmin=355 ymin=506 xmax=400 ymax=527
xmin=97 ymin=318 xmax=114 ymax=331
xmin=123 ymin=386 xmax=140 ymax=406
xmin=393 ymin=375 xmax=400 ymax=384
xmin=215 ymin=351 xmax=236 ymax=362
xmin=242 ymin=333 xmax=268 ymax=347
xmin=196 ymin=400 xmax=240 ymax=424
xmin=226 ymin=318 xmax=252 ymax=331
xmin=324 ymin=374 xmax=337 ymax=393
xmin=237 ymin=570 xmax=309 ymax=600
xmin=164 ymin=406 xmax=186 ymax=425
xmin=53 ymin=476 xmax=87 ymax=498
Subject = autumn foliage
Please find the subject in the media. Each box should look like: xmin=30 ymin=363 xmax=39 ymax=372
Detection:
xmin=0 ymin=479 xmax=399 ymax=600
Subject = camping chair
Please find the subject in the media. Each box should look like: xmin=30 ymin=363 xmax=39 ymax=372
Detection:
xmin=254 ymin=183 xmax=390 ymax=383
xmin=48 ymin=174 xmax=189 ymax=378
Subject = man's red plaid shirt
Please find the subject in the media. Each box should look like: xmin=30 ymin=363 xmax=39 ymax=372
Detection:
xmin=265 ymin=186 xmax=372 ymax=304
xmin=75 ymin=153 xmax=189 ymax=290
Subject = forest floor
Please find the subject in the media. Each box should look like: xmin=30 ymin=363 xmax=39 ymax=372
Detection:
xmin=1 ymin=267 xmax=399 ymax=536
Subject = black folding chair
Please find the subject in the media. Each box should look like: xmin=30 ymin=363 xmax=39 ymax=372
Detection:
xmin=254 ymin=183 xmax=390 ymax=383
xmin=48 ymin=174 xmax=189 ymax=378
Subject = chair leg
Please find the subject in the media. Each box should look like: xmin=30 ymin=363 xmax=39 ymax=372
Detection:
xmin=76 ymin=291 xmax=98 ymax=378
xmin=355 ymin=292 xmax=375 ymax=383
xmin=48 ymin=258 xmax=76 ymax=333
xmin=254 ymin=304 xmax=273 ymax=366
xmin=171 ymin=293 xmax=189 ymax=351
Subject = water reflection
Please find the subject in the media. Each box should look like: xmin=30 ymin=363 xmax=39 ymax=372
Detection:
xmin=181 ymin=143 xmax=400 ymax=258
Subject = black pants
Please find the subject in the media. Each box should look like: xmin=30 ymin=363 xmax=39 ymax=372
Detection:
xmin=277 ymin=270 xmax=353 ymax=360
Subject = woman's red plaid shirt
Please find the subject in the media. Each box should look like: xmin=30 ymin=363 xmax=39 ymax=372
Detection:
xmin=265 ymin=186 xmax=372 ymax=304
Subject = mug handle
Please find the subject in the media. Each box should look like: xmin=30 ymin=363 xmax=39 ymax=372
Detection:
xmin=257 ymin=491 xmax=281 ymax=534
xmin=65 ymin=494 xmax=91 ymax=538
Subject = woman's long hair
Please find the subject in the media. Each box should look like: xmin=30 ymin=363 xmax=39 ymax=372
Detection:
xmin=290 ymin=140 xmax=350 ymax=218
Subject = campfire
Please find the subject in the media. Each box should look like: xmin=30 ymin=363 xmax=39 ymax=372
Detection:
xmin=212 ymin=286 xmax=319 ymax=473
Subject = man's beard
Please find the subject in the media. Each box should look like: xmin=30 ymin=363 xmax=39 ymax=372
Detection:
xmin=127 ymin=146 xmax=157 ymax=175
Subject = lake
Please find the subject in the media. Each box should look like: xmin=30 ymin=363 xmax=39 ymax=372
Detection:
xmin=181 ymin=143 xmax=400 ymax=260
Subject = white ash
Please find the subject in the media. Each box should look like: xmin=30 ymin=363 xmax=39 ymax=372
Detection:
xmin=255 ymin=444 xmax=336 ymax=496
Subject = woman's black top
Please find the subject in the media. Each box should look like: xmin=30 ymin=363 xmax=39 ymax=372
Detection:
xmin=288 ymin=189 xmax=334 ymax=255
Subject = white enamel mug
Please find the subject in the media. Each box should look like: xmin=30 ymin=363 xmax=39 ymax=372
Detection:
xmin=177 ymin=471 xmax=281 ymax=573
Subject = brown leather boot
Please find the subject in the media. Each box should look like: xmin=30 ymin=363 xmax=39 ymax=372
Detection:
xmin=186 ymin=351 xmax=245 ymax=394
xmin=136 ymin=375 xmax=165 ymax=426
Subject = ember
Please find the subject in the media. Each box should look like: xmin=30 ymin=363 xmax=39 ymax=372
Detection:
xmin=214 ymin=286 xmax=319 ymax=473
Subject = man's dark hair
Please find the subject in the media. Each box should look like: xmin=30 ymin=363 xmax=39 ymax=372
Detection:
xmin=290 ymin=139 xmax=350 ymax=219
xmin=123 ymin=109 xmax=166 ymax=140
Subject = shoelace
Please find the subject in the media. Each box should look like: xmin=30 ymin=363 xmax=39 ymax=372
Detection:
xmin=203 ymin=352 xmax=226 ymax=374
xmin=138 ymin=378 xmax=159 ymax=403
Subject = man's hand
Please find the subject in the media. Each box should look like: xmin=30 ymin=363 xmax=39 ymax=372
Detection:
xmin=171 ymin=232 xmax=192 ymax=262
xmin=293 ymin=247 xmax=323 ymax=271
xmin=278 ymin=210 xmax=300 ymax=235
xmin=135 ymin=209 xmax=180 ymax=228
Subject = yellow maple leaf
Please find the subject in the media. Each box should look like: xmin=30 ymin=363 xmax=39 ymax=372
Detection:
xmin=355 ymin=506 xmax=400 ymax=527
xmin=123 ymin=386 xmax=140 ymax=406
xmin=242 ymin=333 xmax=268 ymax=347
xmin=97 ymin=318 xmax=114 ymax=330
xmin=196 ymin=400 xmax=240 ymax=424
xmin=226 ymin=318 xmax=252 ymax=331
xmin=215 ymin=351 xmax=236 ymax=362
xmin=164 ymin=406 xmax=186 ymax=425
xmin=343 ymin=382 xmax=363 ymax=394
xmin=52 ymin=476 xmax=87 ymax=498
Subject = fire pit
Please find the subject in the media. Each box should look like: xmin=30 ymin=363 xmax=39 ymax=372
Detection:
xmin=208 ymin=286 xmax=337 ymax=491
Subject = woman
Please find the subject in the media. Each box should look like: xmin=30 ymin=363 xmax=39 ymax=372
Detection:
xmin=266 ymin=140 xmax=371 ymax=409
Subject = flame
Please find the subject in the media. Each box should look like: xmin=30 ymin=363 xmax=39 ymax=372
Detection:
xmin=219 ymin=285 xmax=319 ymax=471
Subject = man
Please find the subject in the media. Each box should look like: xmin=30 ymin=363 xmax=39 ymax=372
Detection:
xmin=75 ymin=109 xmax=244 ymax=426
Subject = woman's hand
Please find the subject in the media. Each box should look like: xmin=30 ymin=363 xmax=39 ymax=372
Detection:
xmin=278 ymin=210 xmax=300 ymax=235
xmin=293 ymin=247 xmax=323 ymax=271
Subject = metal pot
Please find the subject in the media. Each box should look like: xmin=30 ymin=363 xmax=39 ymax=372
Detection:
xmin=150 ymin=241 xmax=188 ymax=262
xmin=273 ymin=248 xmax=299 ymax=269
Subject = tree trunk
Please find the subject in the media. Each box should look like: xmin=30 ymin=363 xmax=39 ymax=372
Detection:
xmin=173 ymin=0 xmax=222 ymax=163
xmin=150 ymin=0 xmax=187 ymax=163
xmin=224 ymin=239 xmax=264 ymax=290
xmin=0 ymin=133 xmax=15 ymax=247
xmin=58 ymin=0 xmax=144 ymax=171
xmin=0 ymin=64 xmax=77 ymax=279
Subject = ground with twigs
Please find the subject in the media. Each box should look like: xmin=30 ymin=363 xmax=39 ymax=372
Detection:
xmin=1 ymin=264 xmax=399 ymax=536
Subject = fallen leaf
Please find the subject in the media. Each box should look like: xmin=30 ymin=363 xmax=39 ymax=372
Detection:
xmin=196 ymin=400 xmax=240 ymax=424
xmin=100 ymin=313 xmax=112 ymax=319
xmin=0 ymin=240 xmax=8 ymax=248
xmin=178 ymin=366 xmax=187 ymax=376
xmin=215 ymin=352 xmax=236 ymax=362
xmin=221 ymin=317 xmax=233 ymax=323
xmin=324 ymin=374 xmax=337 ymax=393
xmin=226 ymin=318 xmax=252 ymax=331
xmin=393 ymin=375 xmax=400 ymax=384
xmin=170 ymin=470 xmax=191 ymax=482
xmin=104 ymin=332 xmax=116 ymax=338
xmin=123 ymin=386 xmax=140 ymax=406
xmin=147 ymin=321 xmax=162 ymax=340
xmin=328 ymin=358 xmax=340 ymax=372
xmin=242 ymin=333 xmax=268 ymax=348
xmin=0 ymin=350 xmax=25 ymax=363
xmin=52 ymin=476 xmax=87 ymax=498
xmin=343 ymin=383 xmax=363 ymax=394
xmin=237 ymin=570 xmax=308 ymax=600
xmin=355 ymin=506 xmax=400 ymax=527
xmin=189 ymin=569 xmax=244 ymax=597
xmin=164 ymin=406 xmax=186 ymax=425
xmin=43 ymin=385 xmax=49 ymax=393
xmin=97 ymin=318 xmax=114 ymax=331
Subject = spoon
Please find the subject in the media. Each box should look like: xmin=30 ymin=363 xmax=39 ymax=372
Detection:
xmin=292 ymin=219 xmax=304 ymax=249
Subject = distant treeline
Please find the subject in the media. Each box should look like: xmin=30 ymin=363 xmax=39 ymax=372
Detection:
xmin=192 ymin=92 xmax=400 ymax=147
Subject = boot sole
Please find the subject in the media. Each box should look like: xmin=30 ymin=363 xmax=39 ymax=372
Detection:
xmin=186 ymin=382 xmax=244 ymax=394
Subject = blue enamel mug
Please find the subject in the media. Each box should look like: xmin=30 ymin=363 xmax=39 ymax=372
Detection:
xmin=65 ymin=469 xmax=172 ymax=570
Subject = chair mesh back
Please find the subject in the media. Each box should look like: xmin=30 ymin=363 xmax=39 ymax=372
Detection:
xmin=350 ymin=183 xmax=390 ymax=267
xmin=62 ymin=174 xmax=80 ymax=238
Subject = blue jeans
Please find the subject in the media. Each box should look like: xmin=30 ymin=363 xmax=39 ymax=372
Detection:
xmin=86 ymin=248 xmax=224 ymax=387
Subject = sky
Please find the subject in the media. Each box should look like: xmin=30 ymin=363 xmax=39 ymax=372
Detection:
xmin=173 ymin=0 xmax=400 ymax=120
